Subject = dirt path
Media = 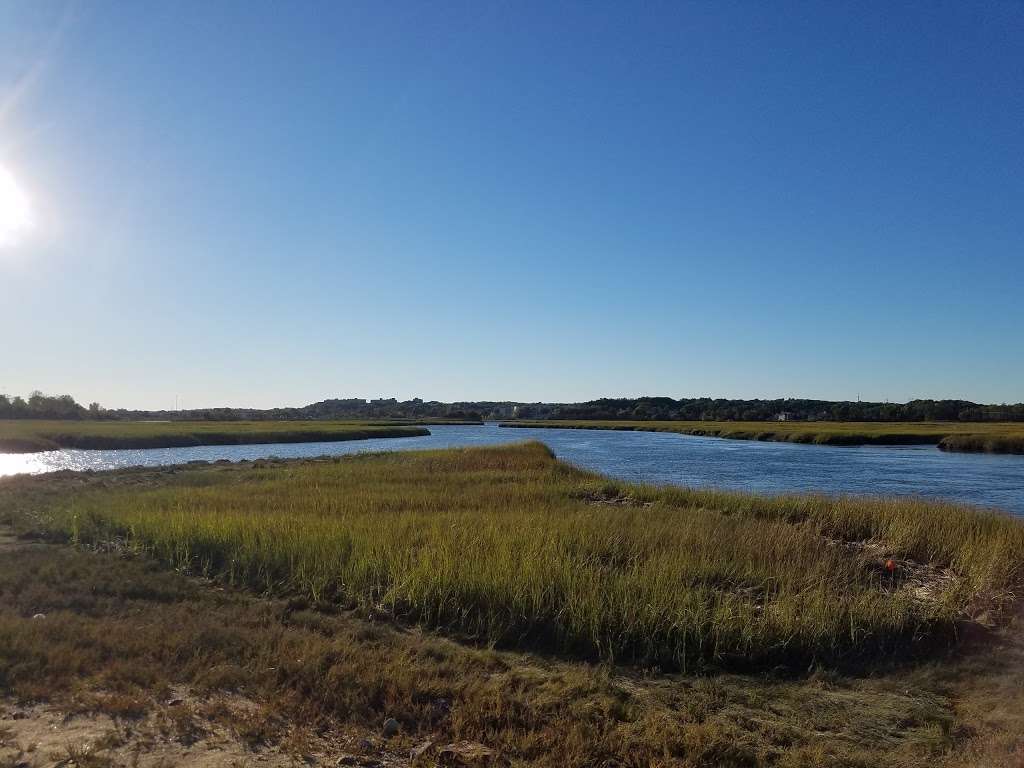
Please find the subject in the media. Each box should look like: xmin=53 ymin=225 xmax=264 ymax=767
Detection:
xmin=1 ymin=695 xmax=321 ymax=768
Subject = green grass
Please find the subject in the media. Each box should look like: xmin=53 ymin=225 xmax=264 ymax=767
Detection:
xmin=0 ymin=419 xmax=432 ymax=453
xmin=6 ymin=442 xmax=1023 ymax=671
xmin=500 ymin=419 xmax=1024 ymax=453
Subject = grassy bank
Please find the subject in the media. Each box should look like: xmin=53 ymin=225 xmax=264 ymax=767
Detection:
xmin=500 ymin=419 xmax=1024 ymax=453
xmin=4 ymin=443 xmax=1022 ymax=671
xmin=2 ymin=536 xmax=1022 ymax=766
xmin=2 ymin=445 xmax=1024 ymax=765
xmin=0 ymin=419 xmax=432 ymax=453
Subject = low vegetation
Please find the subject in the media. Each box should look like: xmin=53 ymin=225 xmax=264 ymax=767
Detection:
xmin=4 ymin=443 xmax=1022 ymax=671
xmin=936 ymin=433 xmax=1024 ymax=455
xmin=2 ymin=537 xmax=1021 ymax=766
xmin=0 ymin=445 xmax=1022 ymax=765
xmin=501 ymin=419 xmax=1024 ymax=453
xmin=0 ymin=419 xmax=430 ymax=453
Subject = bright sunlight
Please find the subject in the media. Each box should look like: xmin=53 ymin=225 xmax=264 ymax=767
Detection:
xmin=0 ymin=164 xmax=33 ymax=248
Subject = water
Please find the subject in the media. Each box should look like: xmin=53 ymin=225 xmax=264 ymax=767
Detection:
xmin=2 ymin=423 xmax=1023 ymax=516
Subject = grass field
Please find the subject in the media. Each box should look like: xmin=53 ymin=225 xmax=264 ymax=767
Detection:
xmin=2 ymin=444 xmax=1023 ymax=765
xmin=0 ymin=419 xmax=433 ymax=453
xmin=5 ymin=442 xmax=1022 ymax=670
xmin=2 ymin=535 xmax=1021 ymax=767
xmin=500 ymin=419 xmax=1024 ymax=453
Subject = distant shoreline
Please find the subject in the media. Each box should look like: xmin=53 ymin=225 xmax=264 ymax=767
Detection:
xmin=499 ymin=419 xmax=1024 ymax=454
xmin=0 ymin=420 xmax=433 ymax=454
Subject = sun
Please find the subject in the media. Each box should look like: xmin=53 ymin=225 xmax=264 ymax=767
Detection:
xmin=0 ymin=165 xmax=33 ymax=248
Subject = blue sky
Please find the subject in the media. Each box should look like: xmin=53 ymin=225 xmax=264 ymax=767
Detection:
xmin=0 ymin=1 xmax=1021 ymax=409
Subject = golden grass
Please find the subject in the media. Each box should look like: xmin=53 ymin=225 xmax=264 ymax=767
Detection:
xmin=8 ymin=442 xmax=1023 ymax=670
xmin=501 ymin=419 xmax=1024 ymax=453
xmin=0 ymin=419 xmax=430 ymax=453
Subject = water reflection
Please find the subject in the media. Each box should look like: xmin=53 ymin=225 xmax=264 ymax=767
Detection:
xmin=0 ymin=452 xmax=55 ymax=476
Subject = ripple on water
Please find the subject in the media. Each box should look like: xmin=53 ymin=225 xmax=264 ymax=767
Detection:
xmin=1 ymin=424 xmax=1022 ymax=516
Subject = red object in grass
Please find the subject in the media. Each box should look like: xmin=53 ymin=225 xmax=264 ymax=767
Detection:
xmin=884 ymin=559 xmax=897 ymax=573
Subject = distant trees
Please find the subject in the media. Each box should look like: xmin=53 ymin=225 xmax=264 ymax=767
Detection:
xmin=958 ymin=403 xmax=1024 ymax=421
xmin=538 ymin=397 xmax=1024 ymax=423
xmin=3 ymin=391 xmax=1023 ymax=423
xmin=0 ymin=391 xmax=90 ymax=419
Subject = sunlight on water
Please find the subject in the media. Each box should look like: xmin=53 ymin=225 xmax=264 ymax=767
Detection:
xmin=1 ymin=425 xmax=1023 ymax=515
xmin=0 ymin=452 xmax=51 ymax=475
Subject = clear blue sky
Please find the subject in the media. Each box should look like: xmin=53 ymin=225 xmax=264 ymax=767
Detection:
xmin=1 ymin=1 xmax=1022 ymax=409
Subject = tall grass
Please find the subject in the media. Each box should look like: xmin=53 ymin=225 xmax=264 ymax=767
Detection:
xmin=501 ymin=419 xmax=1024 ymax=453
xmin=938 ymin=434 xmax=1024 ymax=455
xmin=15 ymin=442 xmax=1024 ymax=669
xmin=0 ymin=419 xmax=430 ymax=453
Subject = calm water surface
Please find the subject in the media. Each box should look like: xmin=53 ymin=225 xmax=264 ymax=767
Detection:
xmin=2 ymin=424 xmax=1023 ymax=516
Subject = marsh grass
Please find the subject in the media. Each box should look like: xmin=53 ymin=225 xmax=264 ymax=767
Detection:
xmin=0 ymin=419 xmax=430 ymax=453
xmin=938 ymin=433 xmax=1024 ymax=455
xmin=5 ymin=542 xmax=1017 ymax=767
xmin=501 ymin=419 xmax=1024 ymax=453
xmin=7 ymin=442 xmax=1023 ymax=671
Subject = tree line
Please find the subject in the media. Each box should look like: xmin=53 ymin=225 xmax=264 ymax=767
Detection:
xmin=528 ymin=397 xmax=1024 ymax=422
xmin=0 ymin=392 xmax=101 ymax=420
xmin=3 ymin=391 xmax=1023 ymax=422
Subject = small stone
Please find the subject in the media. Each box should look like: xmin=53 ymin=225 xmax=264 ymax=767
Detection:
xmin=381 ymin=717 xmax=400 ymax=738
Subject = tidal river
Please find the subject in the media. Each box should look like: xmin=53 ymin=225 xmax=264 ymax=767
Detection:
xmin=2 ymin=423 xmax=1023 ymax=516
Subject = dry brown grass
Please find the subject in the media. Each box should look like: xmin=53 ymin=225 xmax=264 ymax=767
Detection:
xmin=0 ymin=538 xmax=1021 ymax=766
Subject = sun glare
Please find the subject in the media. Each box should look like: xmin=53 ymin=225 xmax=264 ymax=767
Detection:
xmin=0 ymin=165 xmax=33 ymax=248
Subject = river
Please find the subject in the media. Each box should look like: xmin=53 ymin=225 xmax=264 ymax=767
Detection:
xmin=1 ymin=423 xmax=1022 ymax=515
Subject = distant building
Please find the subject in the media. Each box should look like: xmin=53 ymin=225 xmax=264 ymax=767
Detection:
xmin=774 ymin=412 xmax=794 ymax=421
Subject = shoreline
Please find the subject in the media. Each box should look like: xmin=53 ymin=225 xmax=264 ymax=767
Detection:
xmin=0 ymin=423 xmax=431 ymax=454
xmin=499 ymin=420 xmax=1024 ymax=454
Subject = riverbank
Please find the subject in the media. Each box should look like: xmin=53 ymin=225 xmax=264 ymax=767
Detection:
xmin=499 ymin=419 xmax=1024 ymax=454
xmin=4 ymin=443 xmax=1023 ymax=667
xmin=0 ymin=419 xmax=433 ymax=453
xmin=1 ymin=445 xmax=1022 ymax=766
